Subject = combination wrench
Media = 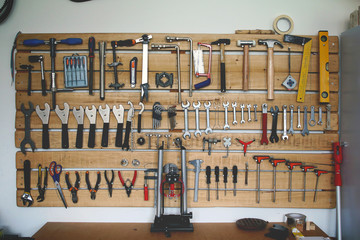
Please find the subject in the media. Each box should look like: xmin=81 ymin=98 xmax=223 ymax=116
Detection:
xmin=182 ymin=101 xmax=191 ymax=139
xmin=253 ymin=104 xmax=258 ymax=121
xmin=20 ymin=102 xmax=36 ymax=154
xmin=247 ymin=104 xmax=252 ymax=122
xmin=223 ymin=102 xmax=230 ymax=130
xmin=204 ymin=101 xmax=213 ymax=134
xmin=282 ymin=105 xmax=288 ymax=140
xmin=288 ymin=105 xmax=295 ymax=135
xmin=193 ymin=101 xmax=202 ymax=137
xmin=240 ymin=104 xmax=245 ymax=124
xmin=297 ymin=106 xmax=301 ymax=128
xmin=232 ymin=102 xmax=238 ymax=125
xmin=318 ymin=107 xmax=323 ymax=125
xmin=260 ymin=103 xmax=268 ymax=145
xmin=309 ymin=106 xmax=316 ymax=127
xmin=301 ymin=106 xmax=309 ymax=136
xmin=269 ymin=106 xmax=279 ymax=143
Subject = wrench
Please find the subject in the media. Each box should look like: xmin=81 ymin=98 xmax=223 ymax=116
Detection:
xmin=309 ymin=105 xmax=316 ymax=126
xmin=288 ymin=105 xmax=295 ymax=135
xmin=240 ymin=104 xmax=245 ymax=124
xmin=55 ymin=103 xmax=70 ymax=149
xmin=325 ymin=104 xmax=332 ymax=130
xmin=182 ymin=101 xmax=191 ymax=139
xmin=254 ymin=104 xmax=258 ymax=121
xmin=260 ymin=103 xmax=268 ymax=145
xmin=318 ymin=107 xmax=323 ymax=125
xmin=297 ymin=106 xmax=301 ymax=128
xmin=189 ymin=159 xmax=203 ymax=202
xmin=85 ymin=105 xmax=97 ymax=148
xmin=20 ymin=102 xmax=36 ymax=154
xmin=232 ymin=102 xmax=238 ymax=125
xmin=301 ymin=106 xmax=309 ymax=136
xmin=73 ymin=106 xmax=85 ymax=149
xmin=247 ymin=104 xmax=252 ymax=122
xmin=204 ymin=101 xmax=213 ymax=134
xmin=137 ymin=102 xmax=145 ymax=133
xmin=269 ymin=106 xmax=279 ymax=143
xmin=193 ymin=101 xmax=202 ymax=137
xmin=223 ymin=137 xmax=231 ymax=158
xmin=113 ymin=105 xmax=124 ymax=148
xmin=99 ymin=104 xmax=110 ymax=147
xmin=36 ymin=103 xmax=50 ymax=149
xmin=223 ymin=102 xmax=230 ymax=130
xmin=282 ymin=105 xmax=288 ymax=140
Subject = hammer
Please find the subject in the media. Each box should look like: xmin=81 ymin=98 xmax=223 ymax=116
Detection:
xmin=258 ymin=39 xmax=283 ymax=100
xmin=211 ymin=39 xmax=231 ymax=93
xmin=237 ymin=40 xmax=256 ymax=91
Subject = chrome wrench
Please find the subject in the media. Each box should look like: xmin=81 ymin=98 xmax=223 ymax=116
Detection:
xmin=309 ymin=106 xmax=316 ymax=127
xmin=282 ymin=105 xmax=288 ymax=140
xmin=288 ymin=105 xmax=295 ymax=135
xmin=254 ymin=104 xmax=258 ymax=122
xmin=240 ymin=104 xmax=245 ymax=124
xmin=297 ymin=106 xmax=301 ymax=128
xmin=223 ymin=102 xmax=230 ymax=130
xmin=204 ymin=101 xmax=213 ymax=134
xmin=247 ymin=104 xmax=252 ymax=122
xmin=182 ymin=101 xmax=191 ymax=139
xmin=318 ymin=107 xmax=323 ymax=125
xmin=301 ymin=106 xmax=309 ymax=136
xmin=232 ymin=102 xmax=238 ymax=125
xmin=193 ymin=101 xmax=202 ymax=137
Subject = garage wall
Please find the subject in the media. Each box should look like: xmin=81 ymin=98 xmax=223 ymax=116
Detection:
xmin=0 ymin=0 xmax=358 ymax=237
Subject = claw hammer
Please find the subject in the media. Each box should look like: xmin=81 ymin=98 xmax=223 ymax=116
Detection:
xmin=211 ymin=39 xmax=231 ymax=93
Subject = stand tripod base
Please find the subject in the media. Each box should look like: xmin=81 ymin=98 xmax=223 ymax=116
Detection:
xmin=151 ymin=214 xmax=193 ymax=237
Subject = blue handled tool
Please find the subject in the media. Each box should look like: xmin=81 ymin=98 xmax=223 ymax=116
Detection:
xmin=49 ymin=161 xmax=67 ymax=208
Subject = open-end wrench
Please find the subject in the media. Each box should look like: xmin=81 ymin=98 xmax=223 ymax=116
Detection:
xmin=20 ymin=102 xmax=36 ymax=154
xmin=193 ymin=101 xmax=202 ymax=137
xmin=269 ymin=106 xmax=279 ymax=143
xmin=204 ymin=101 xmax=213 ymax=134
xmin=137 ymin=102 xmax=145 ymax=133
xmin=297 ymin=106 xmax=301 ymax=128
xmin=282 ymin=105 xmax=289 ymax=141
xmin=232 ymin=102 xmax=238 ymax=125
xmin=288 ymin=105 xmax=295 ymax=136
xmin=182 ymin=101 xmax=191 ymax=139
xmin=301 ymin=106 xmax=309 ymax=136
xmin=122 ymin=101 xmax=134 ymax=151
xmin=113 ymin=105 xmax=124 ymax=148
xmin=223 ymin=102 xmax=230 ymax=130
xmin=99 ymin=104 xmax=110 ymax=147
xmin=309 ymin=106 xmax=316 ymax=126
xmin=36 ymin=103 xmax=50 ymax=149
xmin=254 ymin=104 xmax=258 ymax=121
xmin=55 ymin=103 xmax=70 ymax=149
xmin=247 ymin=104 xmax=252 ymax=122
xmin=318 ymin=107 xmax=323 ymax=125
xmin=73 ymin=106 xmax=84 ymax=149
xmin=260 ymin=103 xmax=268 ymax=145
xmin=189 ymin=159 xmax=203 ymax=202
xmin=240 ymin=104 xmax=245 ymax=124
xmin=325 ymin=104 xmax=332 ymax=130
xmin=85 ymin=105 xmax=97 ymax=148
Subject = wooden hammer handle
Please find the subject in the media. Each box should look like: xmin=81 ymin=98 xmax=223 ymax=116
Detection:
xmin=267 ymin=47 xmax=274 ymax=100
xmin=243 ymin=45 xmax=249 ymax=91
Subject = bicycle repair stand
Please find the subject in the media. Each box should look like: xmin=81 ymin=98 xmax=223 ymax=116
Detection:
xmin=150 ymin=143 xmax=193 ymax=237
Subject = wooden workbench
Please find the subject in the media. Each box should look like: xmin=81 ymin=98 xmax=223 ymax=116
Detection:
xmin=32 ymin=222 xmax=329 ymax=240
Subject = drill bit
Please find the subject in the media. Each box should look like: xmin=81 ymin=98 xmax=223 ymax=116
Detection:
xmin=215 ymin=166 xmax=219 ymax=200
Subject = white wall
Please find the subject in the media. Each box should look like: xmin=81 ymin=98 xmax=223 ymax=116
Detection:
xmin=0 ymin=0 xmax=357 ymax=237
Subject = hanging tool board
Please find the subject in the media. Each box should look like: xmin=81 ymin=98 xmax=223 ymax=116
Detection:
xmin=15 ymin=32 xmax=338 ymax=208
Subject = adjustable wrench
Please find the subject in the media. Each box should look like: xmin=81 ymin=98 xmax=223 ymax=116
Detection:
xmin=301 ymin=106 xmax=309 ymax=136
xmin=232 ymin=102 xmax=238 ymax=125
xmin=325 ymin=104 xmax=332 ymax=130
xmin=318 ymin=107 xmax=323 ymax=125
xmin=55 ymin=103 xmax=70 ymax=149
xmin=269 ymin=106 xmax=279 ymax=143
xmin=193 ymin=101 xmax=202 ymax=137
xmin=36 ymin=103 xmax=50 ymax=149
xmin=254 ymin=104 xmax=258 ymax=121
xmin=73 ymin=106 xmax=84 ymax=149
xmin=309 ymin=105 xmax=316 ymax=126
xmin=189 ymin=159 xmax=203 ymax=202
xmin=122 ymin=101 xmax=134 ymax=150
xmin=297 ymin=106 xmax=301 ymax=128
xmin=288 ymin=105 xmax=295 ymax=135
xmin=113 ymin=105 xmax=124 ymax=147
xmin=204 ymin=101 xmax=212 ymax=134
xmin=20 ymin=102 xmax=36 ymax=154
xmin=240 ymin=104 xmax=245 ymax=124
xmin=99 ymin=104 xmax=110 ymax=147
xmin=85 ymin=105 xmax=97 ymax=148
xmin=223 ymin=102 xmax=230 ymax=130
xmin=282 ymin=105 xmax=288 ymax=140
xmin=137 ymin=102 xmax=145 ymax=133
xmin=260 ymin=103 xmax=268 ymax=145
xmin=247 ymin=104 xmax=252 ymax=122
xmin=182 ymin=101 xmax=191 ymax=139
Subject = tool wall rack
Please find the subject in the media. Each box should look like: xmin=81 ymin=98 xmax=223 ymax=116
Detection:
xmin=15 ymin=33 xmax=338 ymax=208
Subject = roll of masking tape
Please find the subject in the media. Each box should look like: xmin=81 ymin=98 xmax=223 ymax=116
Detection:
xmin=273 ymin=15 xmax=294 ymax=35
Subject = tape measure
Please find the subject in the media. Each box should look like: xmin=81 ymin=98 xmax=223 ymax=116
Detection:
xmin=319 ymin=30 xmax=330 ymax=103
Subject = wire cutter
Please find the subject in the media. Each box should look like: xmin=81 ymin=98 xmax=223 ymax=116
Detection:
xmin=86 ymin=171 xmax=101 ymax=200
xmin=49 ymin=161 xmax=67 ymax=208
xmin=118 ymin=170 xmax=137 ymax=197
xmin=104 ymin=170 xmax=114 ymax=197
xmin=65 ymin=171 xmax=80 ymax=203
xmin=37 ymin=164 xmax=48 ymax=202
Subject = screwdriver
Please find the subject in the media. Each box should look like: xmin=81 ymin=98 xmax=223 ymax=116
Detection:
xmin=206 ymin=166 xmax=211 ymax=201
xmin=232 ymin=165 xmax=238 ymax=196
xmin=215 ymin=166 xmax=220 ymax=200
xmin=301 ymin=165 xmax=315 ymax=202
xmin=253 ymin=155 xmax=271 ymax=203
xmin=313 ymin=169 xmax=328 ymax=202
xmin=223 ymin=167 xmax=228 ymax=196
xmin=269 ymin=159 xmax=286 ymax=202
xmin=88 ymin=37 xmax=95 ymax=95
xmin=286 ymin=161 xmax=302 ymax=202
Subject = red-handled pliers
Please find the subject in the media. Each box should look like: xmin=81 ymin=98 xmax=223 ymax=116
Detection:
xmin=118 ymin=170 xmax=137 ymax=197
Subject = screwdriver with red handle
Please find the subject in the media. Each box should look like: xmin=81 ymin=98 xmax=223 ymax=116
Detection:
xmin=286 ymin=161 xmax=302 ymax=202
xmin=269 ymin=159 xmax=286 ymax=202
xmin=313 ymin=169 xmax=328 ymax=202
xmin=301 ymin=165 xmax=315 ymax=202
xmin=253 ymin=155 xmax=271 ymax=203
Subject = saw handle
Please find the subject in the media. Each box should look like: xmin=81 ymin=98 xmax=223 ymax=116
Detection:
xmin=194 ymin=78 xmax=211 ymax=89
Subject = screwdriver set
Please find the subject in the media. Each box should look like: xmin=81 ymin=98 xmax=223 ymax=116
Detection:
xmin=63 ymin=55 xmax=88 ymax=88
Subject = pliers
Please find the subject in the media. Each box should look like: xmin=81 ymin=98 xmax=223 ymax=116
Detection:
xmin=86 ymin=171 xmax=101 ymax=200
xmin=65 ymin=171 xmax=80 ymax=203
xmin=118 ymin=170 xmax=137 ymax=197
xmin=37 ymin=164 xmax=48 ymax=202
xmin=104 ymin=170 xmax=114 ymax=197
